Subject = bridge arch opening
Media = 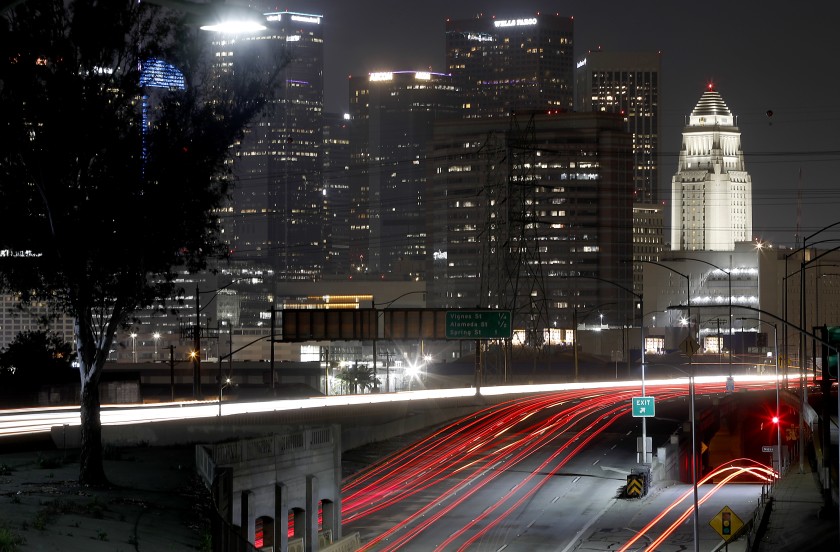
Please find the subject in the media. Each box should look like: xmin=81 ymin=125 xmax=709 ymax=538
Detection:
xmin=290 ymin=507 xmax=306 ymax=542
xmin=255 ymin=515 xmax=274 ymax=549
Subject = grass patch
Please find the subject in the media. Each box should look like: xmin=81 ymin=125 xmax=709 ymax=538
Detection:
xmin=0 ymin=526 xmax=25 ymax=552
xmin=31 ymin=497 xmax=108 ymax=530
xmin=35 ymin=454 xmax=62 ymax=470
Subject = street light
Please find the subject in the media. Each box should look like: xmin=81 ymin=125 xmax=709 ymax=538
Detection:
xmin=153 ymin=332 xmax=161 ymax=361
xmin=738 ymin=317 xmax=782 ymax=475
xmin=567 ymin=274 xmax=650 ymax=465
xmin=672 ymin=301 xmax=840 ymax=536
xmin=146 ymin=0 xmax=268 ymax=34
xmin=671 ymin=256 xmax=734 ymax=380
xmin=638 ymin=260 xmax=697 ymax=552
xmin=218 ymin=376 xmax=232 ymax=416
xmin=130 ymin=332 xmax=137 ymax=363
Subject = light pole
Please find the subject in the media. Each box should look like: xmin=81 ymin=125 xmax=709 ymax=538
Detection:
xmin=739 ymin=317 xmax=782 ymax=474
xmin=130 ymin=332 xmax=137 ymax=363
xmin=568 ymin=274 xmax=649 ymax=464
xmin=783 ymin=242 xmax=840 ymax=474
xmin=153 ymin=332 xmax=160 ymax=361
xmin=638 ymin=260 xmax=697 ymax=552
xmin=672 ymin=301 xmax=840 ymax=536
xmin=193 ymin=278 xmax=253 ymax=399
xmin=672 ymin=256 xmax=734 ymax=380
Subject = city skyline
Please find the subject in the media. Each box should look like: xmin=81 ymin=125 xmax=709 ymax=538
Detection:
xmin=276 ymin=0 xmax=840 ymax=248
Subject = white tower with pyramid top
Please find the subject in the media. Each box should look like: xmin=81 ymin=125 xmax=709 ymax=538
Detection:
xmin=671 ymin=85 xmax=752 ymax=251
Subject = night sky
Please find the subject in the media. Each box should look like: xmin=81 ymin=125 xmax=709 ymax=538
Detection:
xmin=279 ymin=1 xmax=840 ymax=248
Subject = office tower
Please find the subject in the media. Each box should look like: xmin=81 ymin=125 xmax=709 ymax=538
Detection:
xmin=671 ymin=85 xmax=752 ymax=251
xmin=426 ymin=112 xmax=634 ymax=333
xmin=575 ymin=50 xmax=661 ymax=204
xmin=323 ymin=112 xmax=352 ymax=275
xmin=632 ymin=203 xmax=666 ymax=296
xmin=348 ymin=71 xmax=461 ymax=278
xmin=321 ymin=113 xmax=350 ymax=275
xmin=445 ymin=14 xmax=574 ymax=118
xmin=212 ymin=9 xmax=326 ymax=278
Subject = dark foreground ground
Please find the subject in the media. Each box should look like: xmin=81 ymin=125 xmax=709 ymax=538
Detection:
xmin=0 ymin=440 xmax=207 ymax=552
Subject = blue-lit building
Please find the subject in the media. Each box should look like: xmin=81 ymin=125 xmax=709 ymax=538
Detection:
xmin=139 ymin=58 xmax=185 ymax=160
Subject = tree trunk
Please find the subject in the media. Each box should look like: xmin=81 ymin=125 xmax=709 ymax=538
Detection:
xmin=78 ymin=377 xmax=108 ymax=486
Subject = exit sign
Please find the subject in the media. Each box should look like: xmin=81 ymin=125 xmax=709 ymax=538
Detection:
xmin=632 ymin=396 xmax=655 ymax=417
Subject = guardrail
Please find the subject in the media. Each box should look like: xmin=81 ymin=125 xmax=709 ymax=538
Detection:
xmin=202 ymin=426 xmax=334 ymax=467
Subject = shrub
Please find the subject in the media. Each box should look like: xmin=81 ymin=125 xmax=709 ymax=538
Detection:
xmin=0 ymin=526 xmax=25 ymax=552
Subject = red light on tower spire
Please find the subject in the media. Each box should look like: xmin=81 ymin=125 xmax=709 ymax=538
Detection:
xmin=707 ymin=81 xmax=715 ymax=92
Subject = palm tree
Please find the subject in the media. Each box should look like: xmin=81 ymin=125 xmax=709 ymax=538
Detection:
xmin=335 ymin=364 xmax=380 ymax=394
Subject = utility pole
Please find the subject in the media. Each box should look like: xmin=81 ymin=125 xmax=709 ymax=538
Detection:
xmin=168 ymin=345 xmax=175 ymax=401
xmin=269 ymin=303 xmax=277 ymax=392
xmin=194 ymin=285 xmax=202 ymax=399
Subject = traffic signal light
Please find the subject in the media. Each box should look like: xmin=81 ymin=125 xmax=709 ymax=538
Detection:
xmin=819 ymin=325 xmax=840 ymax=380
xmin=722 ymin=512 xmax=732 ymax=536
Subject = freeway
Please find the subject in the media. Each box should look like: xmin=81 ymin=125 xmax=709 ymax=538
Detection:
xmin=340 ymin=379 xmax=781 ymax=551
xmin=0 ymin=375 xmax=787 ymax=550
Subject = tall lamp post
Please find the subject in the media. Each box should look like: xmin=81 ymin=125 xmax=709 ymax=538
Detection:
xmin=796 ymin=240 xmax=840 ymax=480
xmin=784 ymin=239 xmax=840 ymax=475
xmin=568 ymin=275 xmax=649 ymax=465
xmin=739 ymin=318 xmax=782 ymax=474
xmin=672 ymin=257 xmax=734 ymax=380
xmin=130 ymin=332 xmax=137 ymax=363
xmin=153 ymin=332 xmax=160 ymax=361
xmin=673 ymin=302 xmax=840 ymax=539
xmin=638 ymin=260 xmax=697 ymax=552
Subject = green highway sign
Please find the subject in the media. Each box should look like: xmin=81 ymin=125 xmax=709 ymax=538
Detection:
xmin=631 ymin=396 xmax=655 ymax=418
xmin=445 ymin=310 xmax=512 ymax=340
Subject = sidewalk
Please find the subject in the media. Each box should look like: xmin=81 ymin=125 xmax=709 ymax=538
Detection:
xmin=754 ymin=463 xmax=838 ymax=551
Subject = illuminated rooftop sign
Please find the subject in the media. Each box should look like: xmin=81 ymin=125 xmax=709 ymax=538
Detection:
xmin=264 ymin=12 xmax=322 ymax=24
xmin=415 ymin=72 xmax=431 ymax=80
xmin=369 ymin=72 xmax=393 ymax=82
xmin=494 ymin=18 xmax=537 ymax=28
xmin=467 ymin=32 xmax=494 ymax=42
xmin=576 ymin=58 xmax=587 ymax=69
xmin=291 ymin=14 xmax=320 ymax=24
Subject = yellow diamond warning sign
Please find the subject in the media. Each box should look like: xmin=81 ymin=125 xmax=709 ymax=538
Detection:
xmin=710 ymin=505 xmax=744 ymax=541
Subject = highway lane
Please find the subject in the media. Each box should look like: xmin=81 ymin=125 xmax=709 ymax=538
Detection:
xmin=341 ymin=380 xmax=779 ymax=551
xmin=342 ymin=386 xmax=687 ymax=550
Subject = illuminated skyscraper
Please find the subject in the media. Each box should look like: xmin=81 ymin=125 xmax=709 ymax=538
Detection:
xmin=426 ymin=112 xmax=634 ymax=330
xmin=323 ymin=112 xmax=352 ymax=275
xmin=671 ymin=86 xmax=752 ymax=251
xmin=445 ymin=14 xmax=574 ymax=118
xmin=212 ymin=9 xmax=326 ymax=278
xmin=575 ymin=50 xmax=661 ymax=204
xmin=348 ymin=71 xmax=461 ymax=277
